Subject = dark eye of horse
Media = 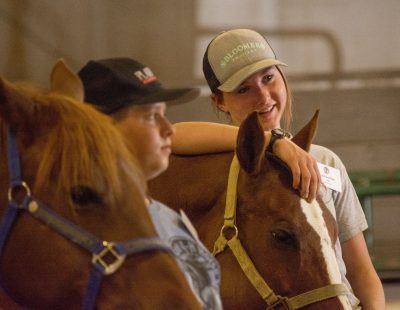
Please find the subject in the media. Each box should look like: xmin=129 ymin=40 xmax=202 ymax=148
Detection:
xmin=70 ymin=186 xmax=102 ymax=207
xmin=271 ymin=229 xmax=298 ymax=249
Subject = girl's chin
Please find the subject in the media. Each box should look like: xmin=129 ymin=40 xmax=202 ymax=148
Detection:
xmin=258 ymin=111 xmax=280 ymax=130
xmin=260 ymin=119 xmax=279 ymax=131
xmin=236 ymin=113 xmax=280 ymax=130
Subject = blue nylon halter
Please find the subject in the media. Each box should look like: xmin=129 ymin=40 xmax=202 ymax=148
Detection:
xmin=0 ymin=127 xmax=174 ymax=309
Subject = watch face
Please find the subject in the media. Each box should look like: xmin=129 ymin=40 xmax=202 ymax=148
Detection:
xmin=275 ymin=128 xmax=284 ymax=134
xmin=272 ymin=128 xmax=285 ymax=137
xmin=272 ymin=128 xmax=292 ymax=139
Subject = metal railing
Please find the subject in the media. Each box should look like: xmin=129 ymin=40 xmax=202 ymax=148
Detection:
xmin=349 ymin=170 xmax=400 ymax=278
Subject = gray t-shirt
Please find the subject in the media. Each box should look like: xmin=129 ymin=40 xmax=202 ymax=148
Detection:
xmin=311 ymin=144 xmax=367 ymax=308
xmin=148 ymin=199 xmax=222 ymax=310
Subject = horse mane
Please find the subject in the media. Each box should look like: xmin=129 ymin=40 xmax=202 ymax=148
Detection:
xmin=2 ymin=83 xmax=146 ymax=204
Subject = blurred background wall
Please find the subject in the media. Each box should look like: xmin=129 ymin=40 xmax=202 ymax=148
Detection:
xmin=1 ymin=0 xmax=399 ymax=301
xmin=0 ymin=0 xmax=399 ymax=168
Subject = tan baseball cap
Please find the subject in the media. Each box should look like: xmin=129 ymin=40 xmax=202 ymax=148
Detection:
xmin=203 ymin=29 xmax=287 ymax=92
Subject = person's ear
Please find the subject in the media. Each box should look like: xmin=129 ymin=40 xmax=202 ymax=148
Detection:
xmin=211 ymin=92 xmax=228 ymax=112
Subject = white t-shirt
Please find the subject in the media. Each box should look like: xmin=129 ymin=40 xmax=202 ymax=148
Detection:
xmin=311 ymin=144 xmax=367 ymax=308
xmin=148 ymin=199 xmax=222 ymax=310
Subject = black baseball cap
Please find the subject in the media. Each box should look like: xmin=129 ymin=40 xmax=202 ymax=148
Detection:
xmin=78 ymin=57 xmax=200 ymax=114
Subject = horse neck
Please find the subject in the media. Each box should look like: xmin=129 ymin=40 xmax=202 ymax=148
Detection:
xmin=168 ymin=152 xmax=233 ymax=212
xmin=150 ymin=152 xmax=232 ymax=249
xmin=0 ymin=124 xmax=8 ymax=216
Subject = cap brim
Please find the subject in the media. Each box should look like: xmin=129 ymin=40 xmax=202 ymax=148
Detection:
xmin=218 ymin=59 xmax=287 ymax=92
xmin=132 ymin=87 xmax=200 ymax=106
xmin=164 ymin=87 xmax=201 ymax=106
xmin=101 ymin=87 xmax=200 ymax=114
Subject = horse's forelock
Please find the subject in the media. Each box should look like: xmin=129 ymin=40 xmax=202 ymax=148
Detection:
xmin=34 ymin=94 xmax=144 ymax=205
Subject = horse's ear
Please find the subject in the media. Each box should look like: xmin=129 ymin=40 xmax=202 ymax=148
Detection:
xmin=50 ymin=59 xmax=84 ymax=102
xmin=236 ymin=112 xmax=266 ymax=175
xmin=291 ymin=109 xmax=319 ymax=152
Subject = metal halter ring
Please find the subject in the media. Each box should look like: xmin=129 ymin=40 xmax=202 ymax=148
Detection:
xmin=220 ymin=224 xmax=238 ymax=241
xmin=8 ymin=181 xmax=31 ymax=203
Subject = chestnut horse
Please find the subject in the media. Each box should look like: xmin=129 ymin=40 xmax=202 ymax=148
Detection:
xmin=149 ymin=112 xmax=352 ymax=309
xmin=0 ymin=61 xmax=201 ymax=309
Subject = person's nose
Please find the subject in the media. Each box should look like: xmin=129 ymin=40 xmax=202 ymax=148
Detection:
xmin=254 ymin=85 xmax=271 ymax=107
xmin=159 ymin=116 xmax=175 ymax=137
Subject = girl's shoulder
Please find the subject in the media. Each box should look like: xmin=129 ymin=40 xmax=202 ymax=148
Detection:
xmin=309 ymin=144 xmax=344 ymax=169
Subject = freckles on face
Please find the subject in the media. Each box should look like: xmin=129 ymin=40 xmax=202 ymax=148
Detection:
xmin=219 ymin=66 xmax=287 ymax=130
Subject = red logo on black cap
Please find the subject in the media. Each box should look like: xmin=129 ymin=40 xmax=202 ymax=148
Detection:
xmin=134 ymin=67 xmax=157 ymax=84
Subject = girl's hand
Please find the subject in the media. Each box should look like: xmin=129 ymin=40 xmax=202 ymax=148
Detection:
xmin=273 ymin=138 xmax=320 ymax=202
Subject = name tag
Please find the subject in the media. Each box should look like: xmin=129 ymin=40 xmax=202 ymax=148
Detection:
xmin=180 ymin=209 xmax=200 ymax=241
xmin=317 ymin=162 xmax=342 ymax=192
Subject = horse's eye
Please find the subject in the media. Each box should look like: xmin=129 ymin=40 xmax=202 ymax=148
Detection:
xmin=71 ymin=186 xmax=102 ymax=206
xmin=271 ymin=229 xmax=297 ymax=248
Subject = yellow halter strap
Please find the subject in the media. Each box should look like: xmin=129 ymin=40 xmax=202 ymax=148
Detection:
xmin=212 ymin=154 xmax=349 ymax=309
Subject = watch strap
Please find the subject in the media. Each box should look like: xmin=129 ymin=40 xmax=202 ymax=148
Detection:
xmin=266 ymin=129 xmax=292 ymax=153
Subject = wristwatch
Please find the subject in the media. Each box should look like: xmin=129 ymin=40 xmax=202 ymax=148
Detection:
xmin=266 ymin=128 xmax=292 ymax=153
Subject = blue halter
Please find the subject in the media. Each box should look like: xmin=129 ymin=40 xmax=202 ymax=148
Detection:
xmin=0 ymin=127 xmax=173 ymax=309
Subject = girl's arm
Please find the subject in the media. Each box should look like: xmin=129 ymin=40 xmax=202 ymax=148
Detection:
xmin=172 ymin=122 xmax=240 ymax=154
xmin=172 ymin=122 xmax=320 ymax=202
xmin=342 ymin=233 xmax=385 ymax=309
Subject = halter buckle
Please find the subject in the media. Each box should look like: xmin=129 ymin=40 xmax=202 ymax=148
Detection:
xmin=265 ymin=297 xmax=292 ymax=310
xmin=92 ymin=241 xmax=126 ymax=275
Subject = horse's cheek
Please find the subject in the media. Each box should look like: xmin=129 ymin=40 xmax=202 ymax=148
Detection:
xmin=218 ymin=253 xmax=263 ymax=309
